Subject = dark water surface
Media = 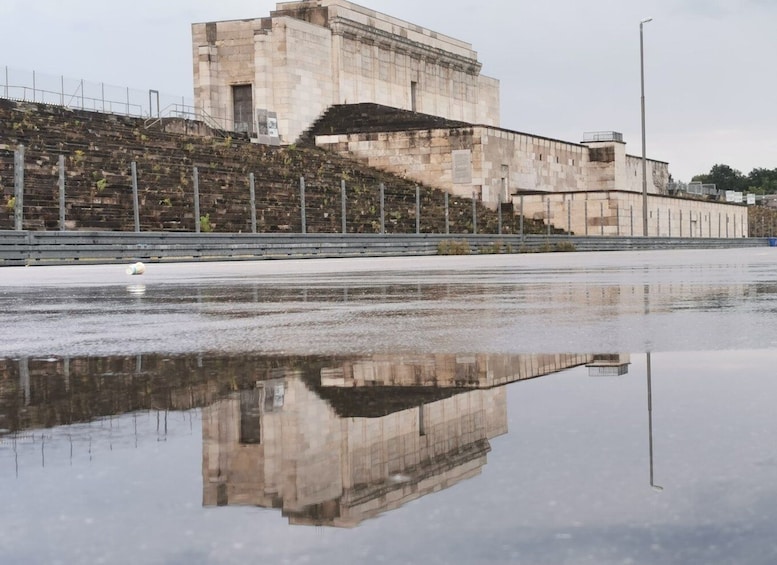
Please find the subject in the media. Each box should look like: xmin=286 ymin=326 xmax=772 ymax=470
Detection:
xmin=1 ymin=250 xmax=777 ymax=564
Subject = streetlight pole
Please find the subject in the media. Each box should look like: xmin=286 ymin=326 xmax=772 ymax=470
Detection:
xmin=640 ymin=17 xmax=652 ymax=237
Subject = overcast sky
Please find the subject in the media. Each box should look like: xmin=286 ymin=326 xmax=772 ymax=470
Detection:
xmin=1 ymin=0 xmax=775 ymax=182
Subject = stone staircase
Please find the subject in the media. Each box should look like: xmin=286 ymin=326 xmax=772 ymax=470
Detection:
xmin=0 ymin=99 xmax=550 ymax=235
xmin=296 ymin=103 xmax=471 ymax=147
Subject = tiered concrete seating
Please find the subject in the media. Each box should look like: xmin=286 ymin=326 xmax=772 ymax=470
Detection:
xmin=0 ymin=99 xmax=549 ymax=234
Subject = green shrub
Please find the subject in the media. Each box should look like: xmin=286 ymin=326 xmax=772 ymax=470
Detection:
xmin=553 ymin=241 xmax=577 ymax=252
xmin=438 ymin=240 xmax=471 ymax=255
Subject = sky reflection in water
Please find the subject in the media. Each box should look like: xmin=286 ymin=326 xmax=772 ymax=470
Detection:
xmin=1 ymin=350 xmax=776 ymax=565
xmin=1 ymin=251 xmax=777 ymax=564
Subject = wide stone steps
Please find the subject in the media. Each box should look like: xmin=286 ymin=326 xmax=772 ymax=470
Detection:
xmin=0 ymin=99 xmax=554 ymax=235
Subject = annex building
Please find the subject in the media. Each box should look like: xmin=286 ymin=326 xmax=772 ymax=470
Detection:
xmin=192 ymin=0 xmax=748 ymax=237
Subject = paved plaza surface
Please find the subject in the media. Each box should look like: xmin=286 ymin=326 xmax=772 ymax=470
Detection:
xmin=1 ymin=248 xmax=776 ymax=357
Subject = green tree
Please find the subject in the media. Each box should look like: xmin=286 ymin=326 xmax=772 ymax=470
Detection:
xmin=746 ymin=167 xmax=777 ymax=195
xmin=692 ymin=164 xmax=747 ymax=192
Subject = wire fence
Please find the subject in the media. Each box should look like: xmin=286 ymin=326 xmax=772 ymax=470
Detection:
xmin=0 ymin=65 xmax=243 ymax=135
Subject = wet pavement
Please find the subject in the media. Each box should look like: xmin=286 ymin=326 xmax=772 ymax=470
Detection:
xmin=1 ymin=248 xmax=777 ymax=564
xmin=2 ymin=248 xmax=777 ymax=357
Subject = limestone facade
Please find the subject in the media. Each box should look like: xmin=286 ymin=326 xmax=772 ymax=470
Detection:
xmin=518 ymin=190 xmax=749 ymax=237
xmin=315 ymin=127 xmax=670 ymax=205
xmin=192 ymin=0 xmax=500 ymax=143
xmin=315 ymin=124 xmax=749 ymax=237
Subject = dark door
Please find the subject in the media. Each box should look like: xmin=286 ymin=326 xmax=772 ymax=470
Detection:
xmin=232 ymin=84 xmax=253 ymax=133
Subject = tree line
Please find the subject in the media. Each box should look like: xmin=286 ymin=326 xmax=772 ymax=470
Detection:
xmin=692 ymin=164 xmax=777 ymax=194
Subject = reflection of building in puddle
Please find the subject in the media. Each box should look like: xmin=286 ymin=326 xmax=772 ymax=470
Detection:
xmin=320 ymin=353 xmax=593 ymax=389
xmin=586 ymin=354 xmax=631 ymax=377
xmin=202 ymin=353 xmax=599 ymax=527
xmin=203 ymin=372 xmax=507 ymax=527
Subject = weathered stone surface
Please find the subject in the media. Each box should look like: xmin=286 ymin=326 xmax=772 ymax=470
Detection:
xmin=192 ymin=0 xmax=499 ymax=143
xmin=0 ymin=99 xmax=548 ymax=235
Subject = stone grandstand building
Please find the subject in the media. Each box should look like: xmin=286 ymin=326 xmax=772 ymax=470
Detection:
xmin=192 ymin=0 xmax=748 ymax=237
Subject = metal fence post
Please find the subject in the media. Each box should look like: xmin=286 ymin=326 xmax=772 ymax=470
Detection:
xmin=668 ymin=210 xmax=672 ymax=237
xmin=445 ymin=192 xmax=450 ymax=235
xmin=584 ymin=201 xmax=589 ymax=236
xmin=341 ymin=180 xmax=347 ymax=234
xmin=130 ymin=162 xmax=140 ymax=233
xmin=249 ymin=173 xmax=257 ymax=234
xmin=519 ymin=195 xmax=524 ymax=242
xmin=299 ymin=176 xmax=307 ymax=234
xmin=567 ymin=200 xmax=571 ymax=235
xmin=547 ymin=198 xmax=551 ymax=236
xmin=616 ymin=203 xmax=620 ymax=236
xmin=600 ymin=202 xmax=604 ymax=236
xmin=498 ymin=194 xmax=503 ymax=235
xmin=630 ymin=205 xmax=634 ymax=236
xmin=193 ymin=166 xmax=201 ymax=233
xmin=14 ymin=145 xmax=24 ymax=231
xmin=415 ymin=185 xmax=420 ymax=235
xmin=380 ymin=183 xmax=385 ymax=234
xmin=58 ymin=155 xmax=66 ymax=231
xmin=472 ymin=192 xmax=478 ymax=235
xmin=656 ymin=208 xmax=660 ymax=236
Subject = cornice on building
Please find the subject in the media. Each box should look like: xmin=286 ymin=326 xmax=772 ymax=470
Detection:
xmin=329 ymin=17 xmax=483 ymax=75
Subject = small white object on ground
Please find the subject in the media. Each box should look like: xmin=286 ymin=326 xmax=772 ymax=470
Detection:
xmin=126 ymin=262 xmax=146 ymax=275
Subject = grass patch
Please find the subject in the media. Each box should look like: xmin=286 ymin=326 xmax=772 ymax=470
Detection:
xmin=438 ymin=240 xmax=471 ymax=255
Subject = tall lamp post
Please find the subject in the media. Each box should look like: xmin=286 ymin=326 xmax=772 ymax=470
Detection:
xmin=640 ymin=17 xmax=652 ymax=237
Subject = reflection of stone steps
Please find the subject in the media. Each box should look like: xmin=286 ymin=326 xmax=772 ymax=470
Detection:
xmin=0 ymin=99 xmax=554 ymax=234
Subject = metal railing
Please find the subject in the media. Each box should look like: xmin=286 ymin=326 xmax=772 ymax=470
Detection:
xmin=0 ymin=232 xmax=770 ymax=267
xmin=1 ymin=65 xmax=190 ymax=119
xmin=143 ymin=102 xmax=230 ymax=137
xmin=583 ymin=131 xmax=624 ymax=143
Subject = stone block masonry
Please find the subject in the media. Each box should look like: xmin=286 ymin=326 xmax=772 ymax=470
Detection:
xmin=192 ymin=0 xmax=499 ymax=143
xmin=0 ymin=99 xmax=549 ymax=236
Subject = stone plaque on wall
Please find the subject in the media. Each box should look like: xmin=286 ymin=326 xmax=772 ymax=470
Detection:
xmin=255 ymin=109 xmax=280 ymax=146
xmin=452 ymin=150 xmax=472 ymax=184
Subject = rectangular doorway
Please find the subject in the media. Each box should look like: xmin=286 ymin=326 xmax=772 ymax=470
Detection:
xmin=232 ymin=84 xmax=253 ymax=134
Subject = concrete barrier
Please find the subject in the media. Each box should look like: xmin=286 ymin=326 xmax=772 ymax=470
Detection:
xmin=0 ymin=231 xmax=770 ymax=267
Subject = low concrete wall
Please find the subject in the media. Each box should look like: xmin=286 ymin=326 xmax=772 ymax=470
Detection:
xmin=0 ymin=231 xmax=770 ymax=267
xmin=518 ymin=191 xmax=750 ymax=237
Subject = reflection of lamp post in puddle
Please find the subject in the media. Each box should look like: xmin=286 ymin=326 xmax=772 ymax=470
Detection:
xmin=646 ymin=352 xmax=663 ymax=491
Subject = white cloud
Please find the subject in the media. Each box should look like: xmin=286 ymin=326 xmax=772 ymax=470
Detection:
xmin=1 ymin=0 xmax=775 ymax=180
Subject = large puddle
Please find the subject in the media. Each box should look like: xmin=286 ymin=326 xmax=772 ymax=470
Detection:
xmin=1 ymin=250 xmax=776 ymax=564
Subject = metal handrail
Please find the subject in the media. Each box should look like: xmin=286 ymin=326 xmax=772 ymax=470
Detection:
xmin=143 ymin=102 xmax=233 ymax=138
